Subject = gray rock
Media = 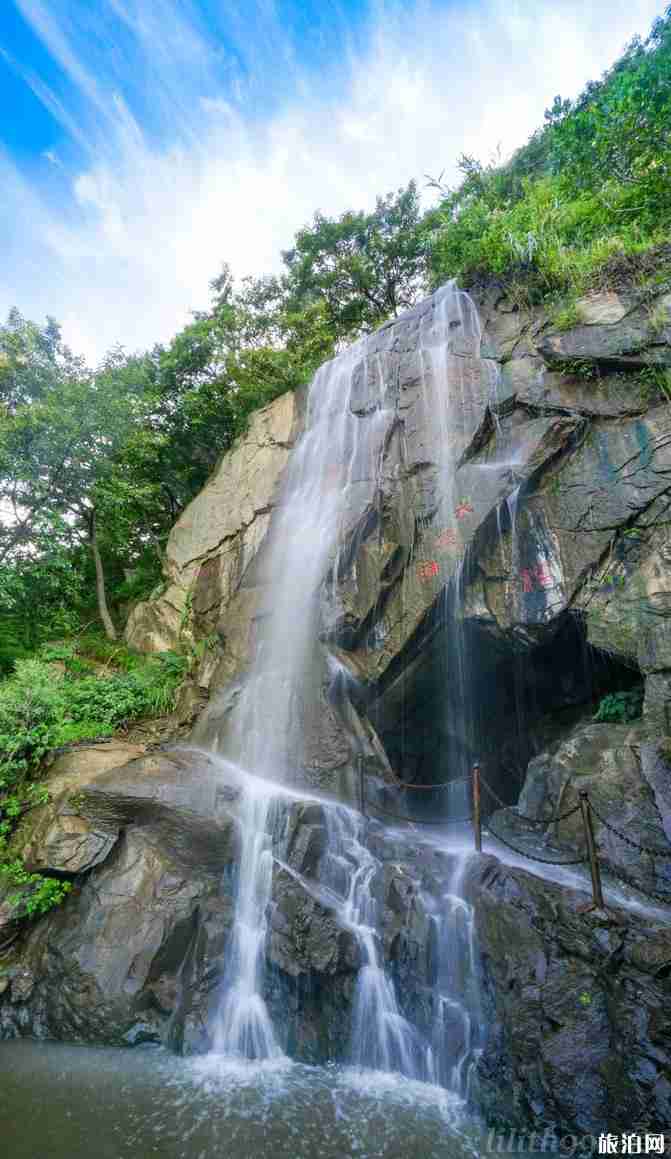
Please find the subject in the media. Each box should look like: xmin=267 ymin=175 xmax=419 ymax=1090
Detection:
xmin=465 ymin=855 xmax=671 ymax=1133
xmin=537 ymin=293 xmax=671 ymax=369
xmin=503 ymin=720 xmax=671 ymax=896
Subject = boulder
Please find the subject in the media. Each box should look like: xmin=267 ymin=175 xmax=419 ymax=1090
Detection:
xmin=269 ymin=867 xmax=360 ymax=977
xmin=465 ymin=854 xmax=671 ymax=1133
xmin=491 ymin=720 xmax=671 ymax=898
xmin=14 ymin=742 xmax=146 ymax=875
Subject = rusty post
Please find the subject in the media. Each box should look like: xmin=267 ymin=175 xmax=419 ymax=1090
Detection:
xmin=358 ymin=754 xmax=366 ymax=819
xmin=472 ymin=762 xmax=482 ymax=853
xmin=579 ymin=790 xmax=604 ymax=910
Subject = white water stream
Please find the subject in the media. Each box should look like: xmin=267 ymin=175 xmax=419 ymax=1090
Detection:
xmin=206 ymin=283 xmax=489 ymax=1091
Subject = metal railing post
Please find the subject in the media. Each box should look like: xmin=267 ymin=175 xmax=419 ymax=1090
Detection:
xmin=472 ymin=762 xmax=482 ymax=853
xmin=579 ymin=790 xmax=604 ymax=910
xmin=358 ymin=754 xmax=366 ymax=818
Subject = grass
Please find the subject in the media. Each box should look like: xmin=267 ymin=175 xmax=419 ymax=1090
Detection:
xmin=428 ymin=175 xmax=669 ymax=304
xmin=550 ymin=298 xmax=585 ymax=332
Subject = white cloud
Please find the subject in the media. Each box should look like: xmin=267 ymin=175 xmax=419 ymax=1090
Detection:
xmin=1 ymin=0 xmax=666 ymax=361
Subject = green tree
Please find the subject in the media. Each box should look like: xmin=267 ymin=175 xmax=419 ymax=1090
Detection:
xmin=0 ymin=313 xmax=152 ymax=639
xmin=0 ymin=308 xmax=64 ymax=412
xmin=548 ymin=10 xmax=671 ymax=215
xmin=282 ymin=181 xmax=427 ymax=339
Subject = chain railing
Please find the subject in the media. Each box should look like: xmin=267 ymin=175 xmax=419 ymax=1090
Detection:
xmin=359 ymin=758 xmax=671 ymax=911
xmin=588 ymin=799 xmax=671 ymax=859
xmin=361 ymin=799 xmax=474 ymax=826
xmin=483 ymin=820 xmax=588 ymax=867
xmin=385 ymin=768 xmax=472 ymax=792
xmin=480 ymin=775 xmax=583 ymax=825
xmin=357 ymin=757 xmax=473 ymax=824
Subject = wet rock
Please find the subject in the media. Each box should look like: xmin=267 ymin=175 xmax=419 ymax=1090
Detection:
xmin=263 ymin=865 xmax=360 ymax=1063
xmin=499 ymin=720 xmax=671 ymax=897
xmin=283 ymin=802 xmax=327 ymax=878
xmin=465 ymin=854 xmax=671 ymax=1133
xmin=0 ymin=749 xmax=245 ymax=1046
xmin=269 ymin=867 xmax=360 ymax=977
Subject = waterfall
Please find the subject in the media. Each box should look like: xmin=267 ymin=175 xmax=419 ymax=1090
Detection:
xmin=207 ymin=281 xmax=487 ymax=1087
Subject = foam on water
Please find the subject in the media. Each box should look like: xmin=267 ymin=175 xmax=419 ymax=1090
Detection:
xmin=0 ymin=1040 xmax=484 ymax=1159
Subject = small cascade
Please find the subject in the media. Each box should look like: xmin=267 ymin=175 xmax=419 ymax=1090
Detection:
xmin=320 ymin=807 xmax=430 ymax=1078
xmin=424 ymin=853 xmax=483 ymax=1096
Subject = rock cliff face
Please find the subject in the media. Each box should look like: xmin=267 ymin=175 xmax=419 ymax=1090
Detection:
xmin=3 ymin=279 xmax=671 ymax=1135
xmin=465 ymin=855 xmax=671 ymax=1133
xmin=128 ymin=279 xmax=671 ymax=799
xmin=126 ymin=390 xmax=299 ymax=685
xmin=0 ymin=752 xmax=360 ymax=1056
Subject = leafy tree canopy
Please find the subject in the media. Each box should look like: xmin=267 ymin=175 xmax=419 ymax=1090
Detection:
xmin=282 ymin=181 xmax=426 ymax=339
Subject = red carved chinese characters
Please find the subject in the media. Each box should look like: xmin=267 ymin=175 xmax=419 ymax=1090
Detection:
xmin=417 ymin=560 xmax=439 ymax=582
xmin=520 ymin=561 xmax=554 ymax=592
xmin=520 ymin=568 xmax=534 ymax=593
xmin=455 ymin=501 xmax=474 ymax=520
xmin=534 ymin=561 xmax=553 ymax=589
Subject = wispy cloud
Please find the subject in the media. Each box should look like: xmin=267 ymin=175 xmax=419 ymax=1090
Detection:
xmin=1 ymin=0 xmax=665 ymax=361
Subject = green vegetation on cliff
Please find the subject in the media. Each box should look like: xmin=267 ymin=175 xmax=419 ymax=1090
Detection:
xmin=426 ymin=8 xmax=671 ymax=296
xmin=0 ymin=638 xmax=186 ymax=917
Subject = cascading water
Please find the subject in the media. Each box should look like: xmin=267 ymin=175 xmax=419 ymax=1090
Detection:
xmin=213 ymin=780 xmax=283 ymax=1061
xmin=205 ymin=281 xmax=489 ymax=1091
xmin=207 ymin=331 xmax=395 ymax=1063
xmin=424 ymin=852 xmax=483 ymax=1096
xmin=320 ymin=807 xmax=430 ymax=1077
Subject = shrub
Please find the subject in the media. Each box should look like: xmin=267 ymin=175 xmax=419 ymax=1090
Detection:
xmin=0 ymin=859 xmax=72 ymax=917
xmin=0 ymin=651 xmax=187 ymax=795
xmin=594 ymin=687 xmax=644 ymax=723
xmin=551 ymin=299 xmax=585 ymax=332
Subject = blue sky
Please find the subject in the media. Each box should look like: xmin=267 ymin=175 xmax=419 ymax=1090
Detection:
xmin=0 ymin=0 xmax=666 ymax=360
